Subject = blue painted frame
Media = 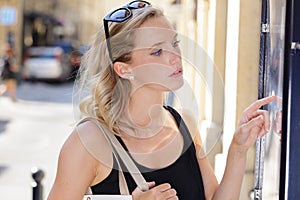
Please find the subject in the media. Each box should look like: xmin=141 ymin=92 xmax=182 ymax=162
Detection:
xmin=280 ymin=0 xmax=300 ymax=198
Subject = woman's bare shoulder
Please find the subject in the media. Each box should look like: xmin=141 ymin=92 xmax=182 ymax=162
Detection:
xmin=61 ymin=119 xmax=113 ymax=167
xmin=48 ymin=121 xmax=112 ymax=199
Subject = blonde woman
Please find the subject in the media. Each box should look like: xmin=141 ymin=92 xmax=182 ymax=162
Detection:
xmin=48 ymin=1 xmax=275 ymax=199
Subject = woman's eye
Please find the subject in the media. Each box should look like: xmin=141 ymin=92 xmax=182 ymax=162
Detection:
xmin=151 ymin=49 xmax=162 ymax=56
xmin=172 ymin=40 xmax=180 ymax=47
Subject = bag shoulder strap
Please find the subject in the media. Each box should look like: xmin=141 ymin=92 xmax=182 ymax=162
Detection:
xmin=78 ymin=117 xmax=149 ymax=194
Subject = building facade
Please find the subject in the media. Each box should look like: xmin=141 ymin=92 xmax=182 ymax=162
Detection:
xmin=0 ymin=0 xmax=23 ymax=64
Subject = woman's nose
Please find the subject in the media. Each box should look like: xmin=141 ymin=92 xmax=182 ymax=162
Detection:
xmin=168 ymin=50 xmax=181 ymax=66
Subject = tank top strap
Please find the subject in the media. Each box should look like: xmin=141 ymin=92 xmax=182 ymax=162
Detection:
xmin=163 ymin=105 xmax=195 ymax=149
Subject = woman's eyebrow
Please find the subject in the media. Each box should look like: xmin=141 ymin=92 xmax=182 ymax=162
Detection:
xmin=150 ymin=41 xmax=165 ymax=48
xmin=150 ymin=33 xmax=178 ymax=48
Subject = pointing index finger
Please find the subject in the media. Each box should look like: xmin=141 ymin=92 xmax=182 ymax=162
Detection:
xmin=248 ymin=96 xmax=276 ymax=112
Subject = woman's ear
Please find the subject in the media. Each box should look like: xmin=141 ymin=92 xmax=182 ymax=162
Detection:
xmin=113 ymin=62 xmax=133 ymax=80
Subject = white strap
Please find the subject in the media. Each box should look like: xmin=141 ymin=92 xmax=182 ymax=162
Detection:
xmin=86 ymin=146 xmax=129 ymax=194
xmin=85 ymin=187 xmax=93 ymax=195
xmin=91 ymin=118 xmax=149 ymax=191
xmin=104 ymin=129 xmax=149 ymax=191
xmin=80 ymin=117 xmax=149 ymax=194
xmin=80 ymin=117 xmax=129 ymax=195
xmin=99 ymin=126 xmax=130 ymax=194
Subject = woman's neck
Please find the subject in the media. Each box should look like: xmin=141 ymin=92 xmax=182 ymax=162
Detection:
xmin=126 ymin=88 xmax=167 ymax=138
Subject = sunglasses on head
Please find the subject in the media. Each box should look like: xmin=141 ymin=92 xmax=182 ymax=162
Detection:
xmin=103 ymin=1 xmax=151 ymax=63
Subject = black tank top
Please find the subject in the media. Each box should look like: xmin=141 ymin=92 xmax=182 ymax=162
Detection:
xmin=91 ymin=106 xmax=206 ymax=199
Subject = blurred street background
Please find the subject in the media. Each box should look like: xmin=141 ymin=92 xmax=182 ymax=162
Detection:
xmin=0 ymin=81 xmax=74 ymax=199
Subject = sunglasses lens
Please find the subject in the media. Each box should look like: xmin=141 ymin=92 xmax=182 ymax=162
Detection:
xmin=128 ymin=1 xmax=151 ymax=9
xmin=110 ymin=8 xmax=131 ymax=22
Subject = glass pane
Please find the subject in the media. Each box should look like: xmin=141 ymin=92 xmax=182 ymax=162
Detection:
xmin=263 ymin=0 xmax=286 ymax=199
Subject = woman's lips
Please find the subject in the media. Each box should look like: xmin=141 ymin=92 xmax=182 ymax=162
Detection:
xmin=169 ymin=69 xmax=183 ymax=77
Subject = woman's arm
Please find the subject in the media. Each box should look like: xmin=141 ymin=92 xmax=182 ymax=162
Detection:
xmin=213 ymin=96 xmax=276 ymax=199
xmin=47 ymin=130 xmax=98 ymax=200
xmin=182 ymin=96 xmax=276 ymax=200
xmin=48 ymin=120 xmax=116 ymax=200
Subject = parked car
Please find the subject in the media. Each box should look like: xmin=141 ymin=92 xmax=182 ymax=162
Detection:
xmin=22 ymin=46 xmax=71 ymax=81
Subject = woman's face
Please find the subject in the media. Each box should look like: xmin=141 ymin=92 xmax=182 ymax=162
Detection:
xmin=129 ymin=16 xmax=183 ymax=92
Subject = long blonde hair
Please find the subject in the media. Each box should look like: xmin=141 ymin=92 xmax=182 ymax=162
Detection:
xmin=75 ymin=6 xmax=164 ymax=134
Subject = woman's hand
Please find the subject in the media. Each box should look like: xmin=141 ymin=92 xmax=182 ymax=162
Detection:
xmin=132 ymin=182 xmax=178 ymax=200
xmin=232 ymin=96 xmax=276 ymax=151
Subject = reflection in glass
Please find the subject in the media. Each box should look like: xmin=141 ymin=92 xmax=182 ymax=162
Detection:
xmin=263 ymin=0 xmax=285 ymax=199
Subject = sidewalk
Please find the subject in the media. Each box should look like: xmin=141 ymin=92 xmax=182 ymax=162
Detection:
xmin=0 ymin=97 xmax=74 ymax=199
